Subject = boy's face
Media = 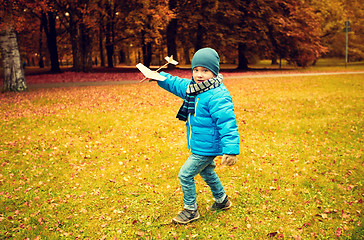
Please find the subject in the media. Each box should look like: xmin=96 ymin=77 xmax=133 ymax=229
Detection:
xmin=192 ymin=67 xmax=216 ymax=83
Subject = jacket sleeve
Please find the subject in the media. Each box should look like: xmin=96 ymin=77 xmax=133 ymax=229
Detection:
xmin=157 ymin=72 xmax=190 ymax=99
xmin=209 ymin=92 xmax=240 ymax=155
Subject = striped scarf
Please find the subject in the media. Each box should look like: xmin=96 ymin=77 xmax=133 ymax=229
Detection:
xmin=176 ymin=74 xmax=223 ymax=121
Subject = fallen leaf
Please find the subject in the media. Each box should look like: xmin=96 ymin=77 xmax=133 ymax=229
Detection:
xmin=335 ymin=228 xmax=342 ymax=237
xmin=267 ymin=232 xmax=277 ymax=237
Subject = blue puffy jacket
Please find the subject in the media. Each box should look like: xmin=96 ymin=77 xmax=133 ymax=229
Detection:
xmin=158 ymin=72 xmax=240 ymax=156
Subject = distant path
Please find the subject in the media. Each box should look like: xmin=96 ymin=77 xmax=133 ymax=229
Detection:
xmin=27 ymin=71 xmax=364 ymax=89
xmin=28 ymin=80 xmax=141 ymax=89
xmin=224 ymin=71 xmax=364 ymax=79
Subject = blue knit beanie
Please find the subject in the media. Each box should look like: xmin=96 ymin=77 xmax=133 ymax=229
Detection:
xmin=192 ymin=48 xmax=220 ymax=76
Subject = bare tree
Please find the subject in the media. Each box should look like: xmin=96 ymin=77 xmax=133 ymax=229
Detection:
xmin=0 ymin=26 xmax=27 ymax=92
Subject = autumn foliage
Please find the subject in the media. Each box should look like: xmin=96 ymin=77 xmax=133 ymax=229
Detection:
xmin=2 ymin=0 xmax=363 ymax=74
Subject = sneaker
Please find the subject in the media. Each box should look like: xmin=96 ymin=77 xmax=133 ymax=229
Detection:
xmin=209 ymin=196 xmax=232 ymax=211
xmin=172 ymin=209 xmax=200 ymax=224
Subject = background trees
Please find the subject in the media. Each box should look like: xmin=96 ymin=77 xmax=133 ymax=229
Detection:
xmin=1 ymin=0 xmax=363 ymax=91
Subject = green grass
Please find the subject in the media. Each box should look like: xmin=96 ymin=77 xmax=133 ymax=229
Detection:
xmin=1 ymin=74 xmax=363 ymax=239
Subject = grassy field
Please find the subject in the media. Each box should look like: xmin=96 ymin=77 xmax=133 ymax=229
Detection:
xmin=0 ymin=73 xmax=363 ymax=239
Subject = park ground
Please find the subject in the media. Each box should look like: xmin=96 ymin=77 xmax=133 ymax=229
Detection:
xmin=0 ymin=59 xmax=363 ymax=239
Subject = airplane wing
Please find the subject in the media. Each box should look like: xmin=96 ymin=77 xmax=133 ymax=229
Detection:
xmin=165 ymin=56 xmax=178 ymax=65
xmin=136 ymin=63 xmax=167 ymax=81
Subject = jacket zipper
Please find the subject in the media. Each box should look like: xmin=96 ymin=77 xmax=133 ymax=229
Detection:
xmin=188 ymin=98 xmax=200 ymax=151
xmin=194 ymin=98 xmax=199 ymax=117
xmin=189 ymin=98 xmax=198 ymax=150
xmin=188 ymin=113 xmax=192 ymax=150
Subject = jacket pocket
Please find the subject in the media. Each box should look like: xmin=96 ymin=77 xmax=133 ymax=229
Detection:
xmin=193 ymin=128 xmax=215 ymax=148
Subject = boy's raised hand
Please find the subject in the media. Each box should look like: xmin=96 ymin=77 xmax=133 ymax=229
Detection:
xmin=221 ymin=154 xmax=237 ymax=166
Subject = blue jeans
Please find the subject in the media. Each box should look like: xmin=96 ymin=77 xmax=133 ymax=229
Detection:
xmin=178 ymin=153 xmax=226 ymax=210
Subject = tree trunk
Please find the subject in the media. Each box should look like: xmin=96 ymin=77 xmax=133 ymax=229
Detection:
xmin=142 ymin=42 xmax=152 ymax=68
xmin=0 ymin=27 xmax=27 ymax=92
xmin=184 ymin=48 xmax=191 ymax=65
xmin=105 ymin=21 xmax=114 ymax=68
xmin=69 ymin=18 xmax=81 ymax=71
xmin=38 ymin=18 xmax=44 ymax=68
xmin=271 ymin=56 xmax=278 ymax=65
xmin=69 ymin=21 xmax=93 ymax=72
xmin=166 ymin=18 xmax=177 ymax=69
xmin=105 ymin=2 xmax=115 ymax=68
xmin=41 ymin=12 xmax=61 ymax=73
xmin=237 ymin=43 xmax=249 ymax=70
xmin=141 ymin=30 xmax=152 ymax=67
xmin=194 ymin=23 xmax=204 ymax=52
xmin=265 ymin=23 xmax=283 ymax=67
xmin=119 ymin=49 xmax=125 ymax=64
xmin=80 ymin=25 xmax=93 ymax=72
xmin=166 ymin=0 xmax=177 ymax=69
xmin=99 ymin=24 xmax=105 ymax=67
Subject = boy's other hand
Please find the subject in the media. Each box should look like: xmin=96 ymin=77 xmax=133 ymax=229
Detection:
xmin=221 ymin=154 xmax=237 ymax=166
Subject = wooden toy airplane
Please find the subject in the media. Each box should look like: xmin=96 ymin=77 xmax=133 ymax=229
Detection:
xmin=137 ymin=55 xmax=178 ymax=83
xmin=136 ymin=63 xmax=167 ymax=82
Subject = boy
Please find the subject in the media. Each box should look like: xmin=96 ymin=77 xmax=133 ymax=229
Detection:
xmin=157 ymin=48 xmax=240 ymax=224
